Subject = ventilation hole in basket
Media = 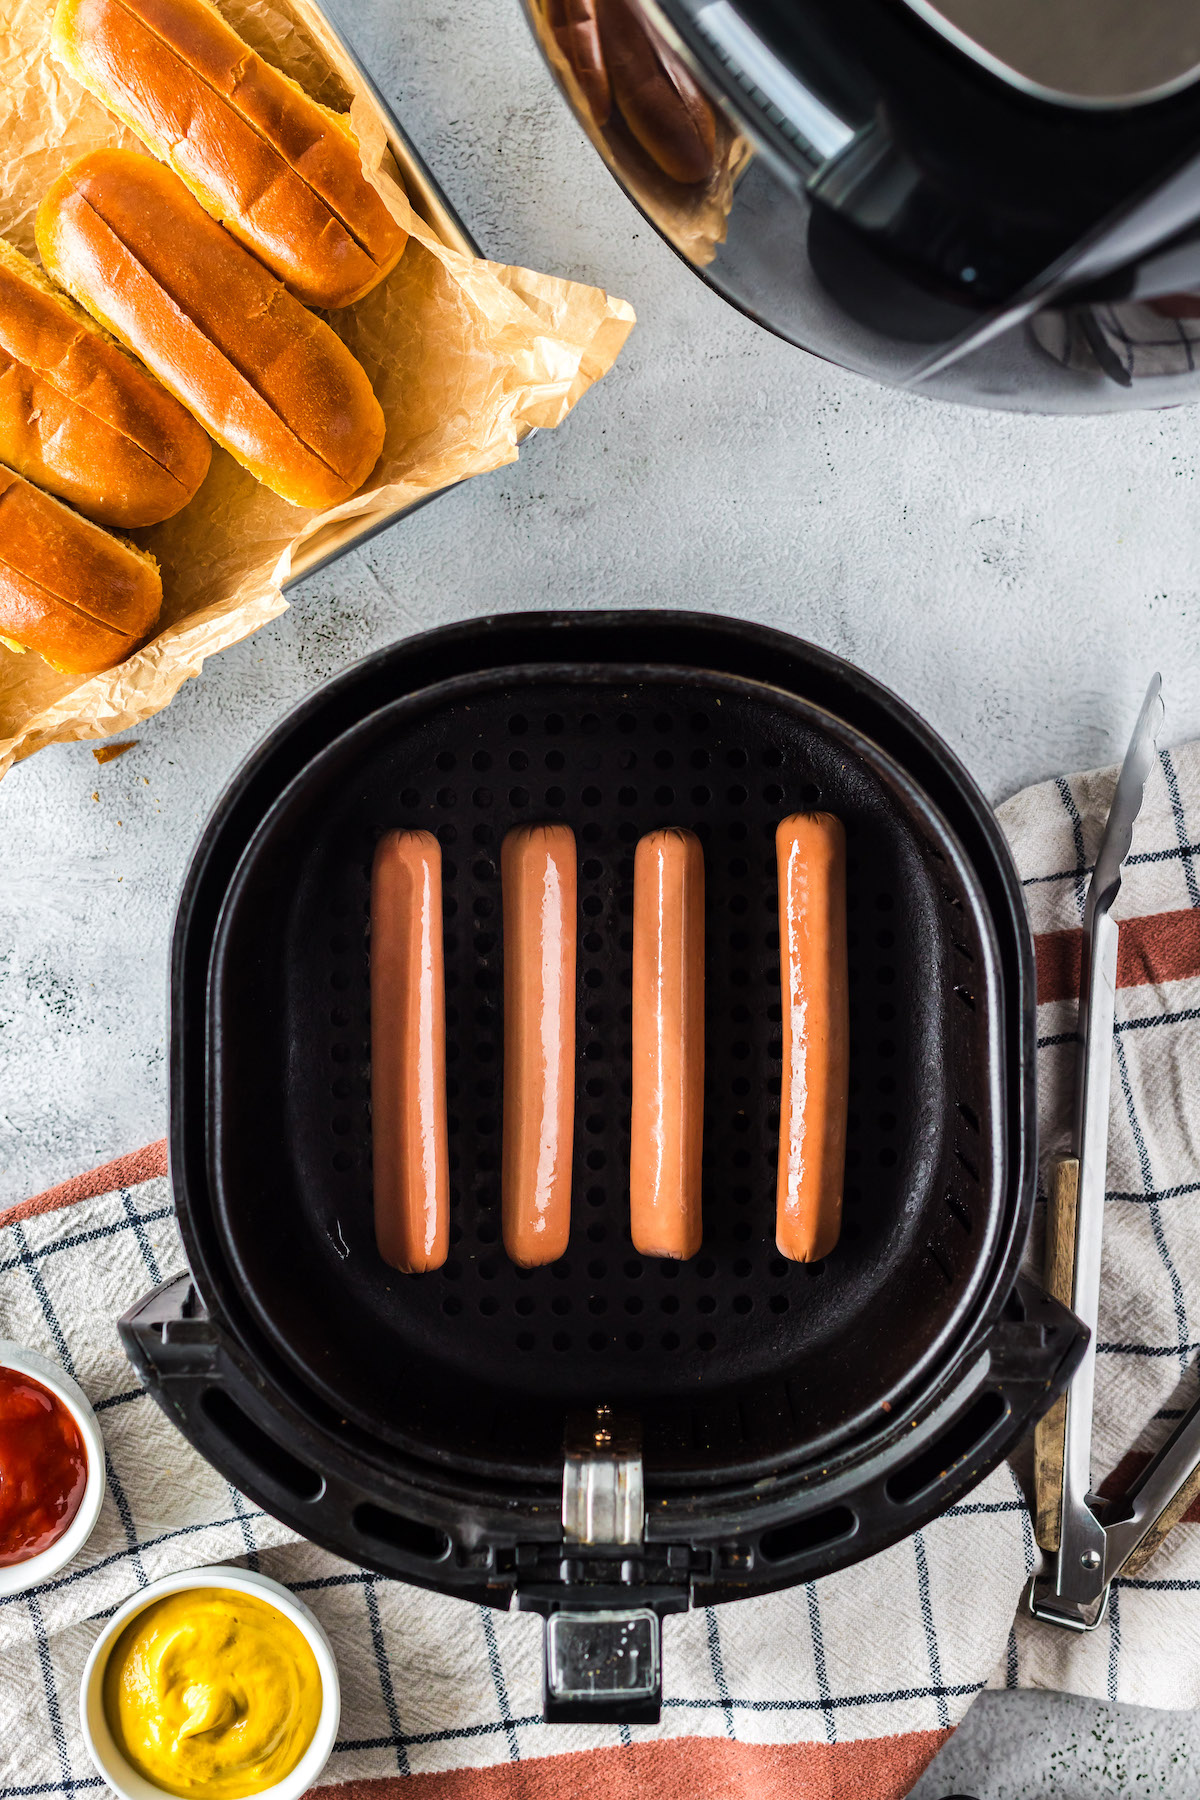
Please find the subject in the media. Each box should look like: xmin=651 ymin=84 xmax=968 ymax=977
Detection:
xmin=727 ymin=785 xmax=748 ymax=805
xmin=580 ymin=712 xmax=600 ymax=733
xmin=442 ymin=1295 xmax=462 ymax=1316
xmin=544 ymin=713 xmax=565 ymax=734
xmin=760 ymin=1504 xmax=855 ymax=1563
xmin=472 ymin=751 xmax=491 ymax=771
xmin=956 ymin=1148 xmax=980 ymax=1185
xmin=582 ymin=787 xmax=602 ymax=807
xmin=927 ymin=1241 xmax=954 ymax=1285
xmin=953 ymin=935 xmax=974 ymax=961
xmin=661 ymin=1264 xmax=679 ymax=1281
xmin=886 ymin=1392 xmax=1006 ymax=1505
xmin=516 ymin=1332 xmax=535 ymax=1350
xmin=769 ymin=1294 xmax=789 ymax=1314
xmin=624 ymin=1259 xmax=643 ymax=1279
xmin=479 ymin=1295 xmax=499 ymax=1316
xmin=698 ymin=1295 xmax=716 ymax=1315
xmin=551 ymin=1295 xmax=572 ymax=1317
xmin=589 ymin=1332 xmax=607 ymax=1352
xmin=588 ymin=1294 xmax=607 ymax=1315
xmin=515 ymin=1296 xmax=534 ymax=1316
xmin=545 ymin=750 xmax=566 ymax=773
xmin=472 ymin=787 xmax=492 ymax=807
xmin=660 ymin=1294 xmax=680 ymax=1314
xmin=655 ymin=786 xmax=675 ymax=806
xmin=618 ymin=750 xmax=637 ymax=772
xmin=957 ymin=1101 xmax=980 ymax=1133
xmin=654 ymin=749 xmax=674 ymax=769
xmin=697 ymin=1330 xmax=717 ymax=1351
xmin=946 ymin=1192 xmax=972 ymax=1232
xmin=625 ymin=1296 xmax=643 ymax=1315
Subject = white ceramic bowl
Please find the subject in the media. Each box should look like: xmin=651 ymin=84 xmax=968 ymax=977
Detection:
xmin=79 ymin=1564 xmax=341 ymax=1800
xmin=0 ymin=1340 xmax=106 ymax=1596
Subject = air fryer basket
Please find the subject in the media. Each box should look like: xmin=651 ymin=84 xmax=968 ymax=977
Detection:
xmin=125 ymin=612 xmax=1084 ymax=1722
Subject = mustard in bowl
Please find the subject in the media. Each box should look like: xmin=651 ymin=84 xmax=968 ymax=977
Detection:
xmin=80 ymin=1567 xmax=339 ymax=1800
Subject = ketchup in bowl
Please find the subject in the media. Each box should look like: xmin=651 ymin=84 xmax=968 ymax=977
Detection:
xmin=0 ymin=1366 xmax=88 ymax=1565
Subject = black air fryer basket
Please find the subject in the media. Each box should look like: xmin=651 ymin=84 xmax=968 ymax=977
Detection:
xmin=124 ymin=611 xmax=1084 ymax=1721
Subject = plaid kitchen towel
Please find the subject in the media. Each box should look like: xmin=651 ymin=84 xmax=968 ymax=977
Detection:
xmin=6 ymin=738 xmax=1200 ymax=1797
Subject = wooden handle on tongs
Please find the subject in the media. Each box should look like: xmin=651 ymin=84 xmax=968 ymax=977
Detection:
xmin=1034 ymin=1155 xmax=1080 ymax=1553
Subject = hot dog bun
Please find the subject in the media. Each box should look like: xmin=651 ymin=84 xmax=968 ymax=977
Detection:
xmin=37 ymin=151 xmax=386 ymax=511
xmin=597 ymin=0 xmax=716 ymax=185
xmin=0 ymin=237 xmax=209 ymax=528
xmin=51 ymin=0 xmax=408 ymax=310
xmin=0 ymin=466 xmax=162 ymax=673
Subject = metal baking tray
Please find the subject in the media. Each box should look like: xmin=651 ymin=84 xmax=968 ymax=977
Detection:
xmin=285 ymin=8 xmax=489 ymax=589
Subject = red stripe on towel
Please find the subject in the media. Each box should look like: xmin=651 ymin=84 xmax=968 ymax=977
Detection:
xmin=313 ymin=1730 xmax=953 ymax=1800
xmin=1036 ymin=909 xmax=1200 ymax=1007
xmin=0 ymin=1138 xmax=168 ymax=1229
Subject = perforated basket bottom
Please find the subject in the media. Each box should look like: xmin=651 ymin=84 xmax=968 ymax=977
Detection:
xmin=211 ymin=668 xmax=997 ymax=1476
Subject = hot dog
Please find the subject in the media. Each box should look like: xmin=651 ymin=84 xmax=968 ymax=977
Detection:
xmin=596 ymin=0 xmax=716 ymax=185
xmin=775 ymin=812 xmax=849 ymax=1262
xmin=501 ymin=823 xmax=577 ymax=1267
xmin=630 ymin=827 xmax=704 ymax=1258
xmin=371 ymin=829 xmax=449 ymax=1274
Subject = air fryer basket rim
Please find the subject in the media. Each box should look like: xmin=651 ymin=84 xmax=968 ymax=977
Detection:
xmin=200 ymin=656 xmax=1016 ymax=1489
xmin=164 ymin=611 xmax=1042 ymax=1516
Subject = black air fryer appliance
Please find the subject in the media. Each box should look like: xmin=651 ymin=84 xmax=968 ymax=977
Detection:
xmin=526 ymin=0 xmax=1200 ymax=409
xmin=122 ymin=614 xmax=1086 ymax=1721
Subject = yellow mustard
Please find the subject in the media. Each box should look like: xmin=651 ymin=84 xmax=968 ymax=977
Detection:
xmin=103 ymin=1588 xmax=322 ymax=1799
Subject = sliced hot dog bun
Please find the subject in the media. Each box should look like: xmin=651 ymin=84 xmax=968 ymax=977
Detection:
xmin=0 ymin=237 xmax=210 ymax=528
xmin=51 ymin=0 xmax=408 ymax=309
xmin=37 ymin=150 xmax=386 ymax=511
xmin=0 ymin=466 xmax=162 ymax=673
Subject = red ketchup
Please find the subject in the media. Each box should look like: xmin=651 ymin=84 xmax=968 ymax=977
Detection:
xmin=0 ymin=1368 xmax=88 ymax=1566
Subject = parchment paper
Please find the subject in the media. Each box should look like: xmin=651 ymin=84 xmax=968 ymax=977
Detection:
xmin=0 ymin=0 xmax=636 ymax=777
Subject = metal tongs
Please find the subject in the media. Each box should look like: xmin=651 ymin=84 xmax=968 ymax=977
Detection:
xmin=1025 ymin=674 xmax=1200 ymax=1630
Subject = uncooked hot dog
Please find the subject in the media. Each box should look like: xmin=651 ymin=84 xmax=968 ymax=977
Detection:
xmin=776 ymin=812 xmax=849 ymax=1262
xmin=630 ymin=827 xmax=704 ymax=1258
xmin=371 ymin=829 xmax=449 ymax=1274
xmin=502 ymin=824 xmax=577 ymax=1267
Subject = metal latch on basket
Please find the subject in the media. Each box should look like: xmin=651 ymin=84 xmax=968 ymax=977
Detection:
xmin=537 ymin=1406 xmax=665 ymax=1723
xmin=562 ymin=1405 xmax=644 ymax=1548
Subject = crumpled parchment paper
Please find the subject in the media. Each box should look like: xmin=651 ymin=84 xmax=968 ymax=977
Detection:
xmin=0 ymin=0 xmax=636 ymax=777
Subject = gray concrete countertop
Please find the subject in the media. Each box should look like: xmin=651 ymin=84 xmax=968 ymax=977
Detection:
xmin=3 ymin=0 xmax=1200 ymax=1788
